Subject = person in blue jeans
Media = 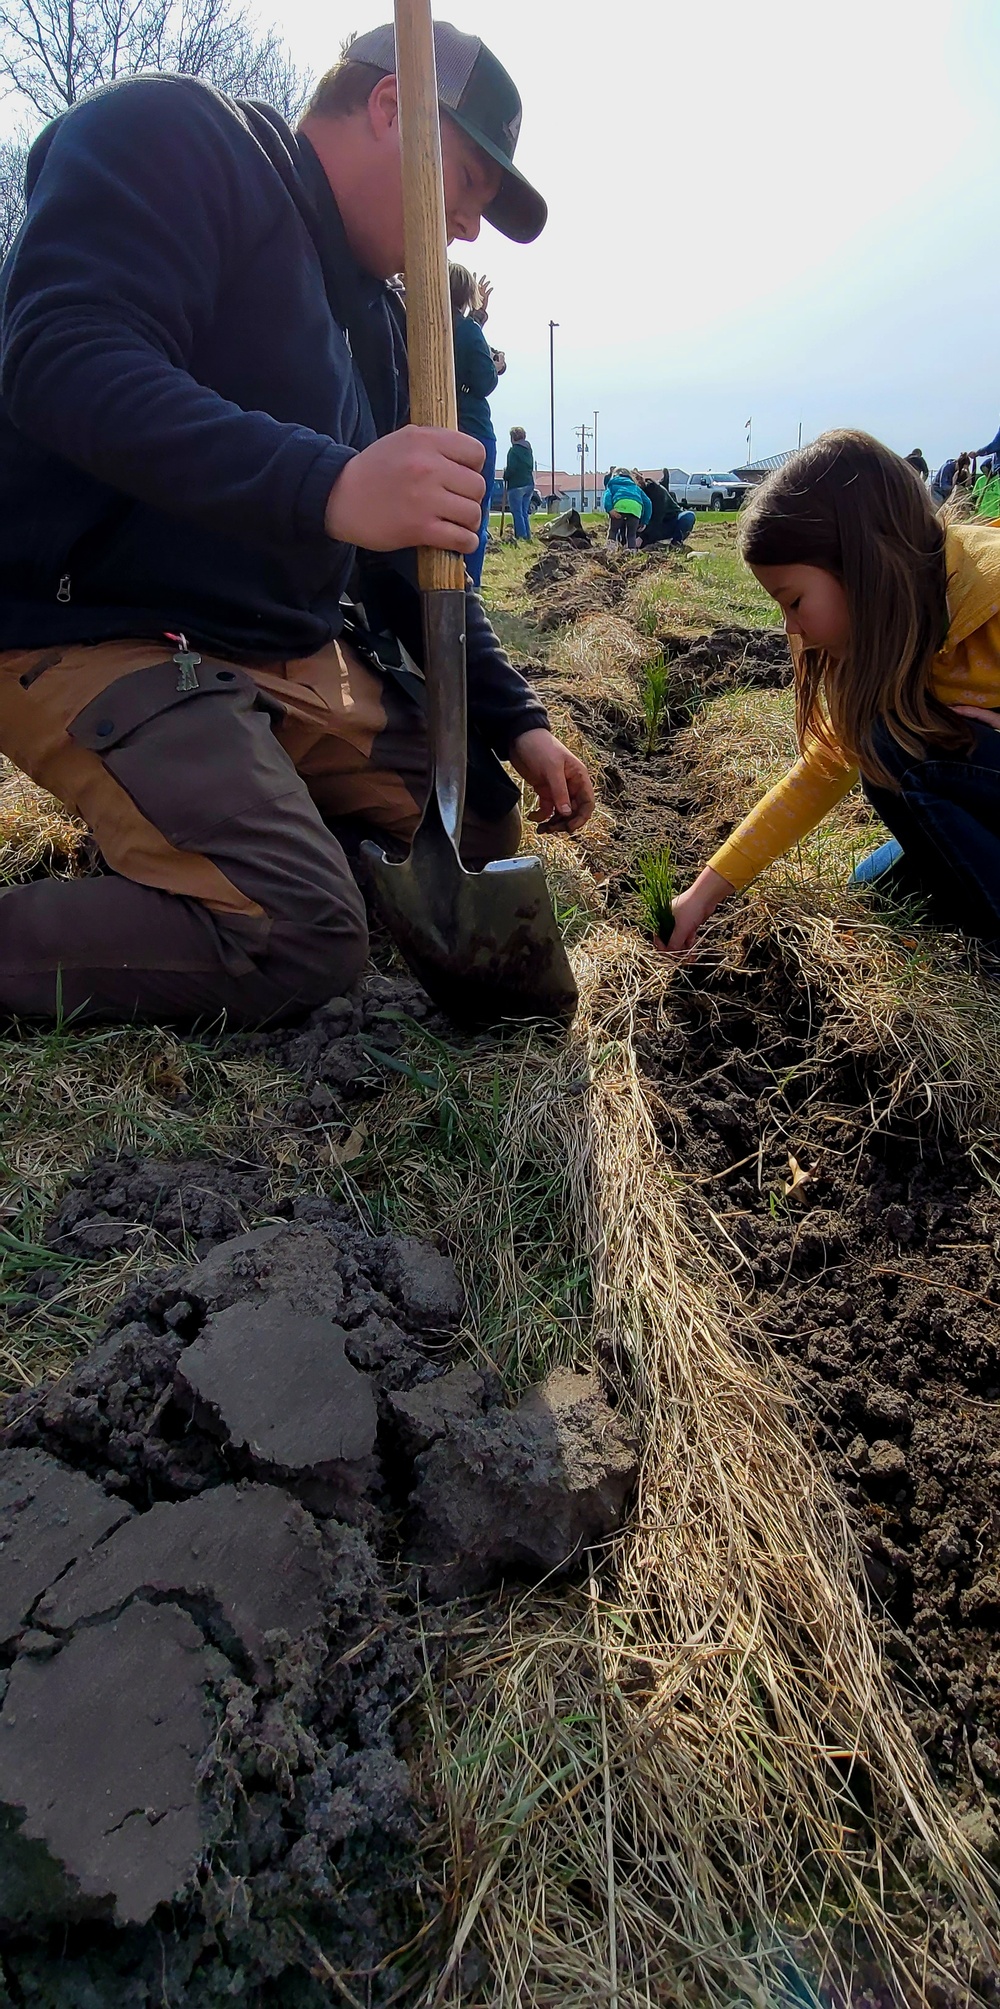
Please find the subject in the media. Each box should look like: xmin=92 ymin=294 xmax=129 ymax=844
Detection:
xmin=451 ymin=264 xmax=499 ymax=588
xmin=602 ymin=467 xmax=650 ymax=548
xmin=504 ymin=426 xmax=535 ymax=539
xmin=848 ymin=713 xmax=1000 ymax=938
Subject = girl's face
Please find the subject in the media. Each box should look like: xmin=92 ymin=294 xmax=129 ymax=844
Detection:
xmin=750 ymin=563 xmax=851 ymax=658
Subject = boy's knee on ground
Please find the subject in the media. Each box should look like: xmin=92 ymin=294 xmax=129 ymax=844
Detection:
xmin=258 ymin=869 xmax=370 ymax=1005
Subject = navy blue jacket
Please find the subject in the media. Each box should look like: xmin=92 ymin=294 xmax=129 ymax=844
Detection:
xmin=0 ymin=74 xmax=546 ymax=754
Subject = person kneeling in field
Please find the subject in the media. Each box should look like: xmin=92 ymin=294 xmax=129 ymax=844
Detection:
xmin=0 ymin=24 xmax=594 ymax=1028
xmin=667 ymin=429 xmax=1000 ymax=954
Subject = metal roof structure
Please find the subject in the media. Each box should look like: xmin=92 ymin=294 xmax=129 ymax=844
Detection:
xmin=733 ymin=450 xmax=797 ymax=477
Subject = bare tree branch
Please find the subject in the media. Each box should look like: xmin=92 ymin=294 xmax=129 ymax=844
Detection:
xmin=0 ymin=0 xmax=309 ymax=122
xmin=0 ymin=135 xmax=28 ymax=259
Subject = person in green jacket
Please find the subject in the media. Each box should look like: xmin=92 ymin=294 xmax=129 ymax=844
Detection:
xmin=973 ymin=458 xmax=1000 ymax=520
xmin=504 ymin=427 xmax=535 ymax=540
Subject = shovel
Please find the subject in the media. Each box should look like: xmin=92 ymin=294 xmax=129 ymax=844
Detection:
xmin=362 ymin=0 xmax=578 ymax=1030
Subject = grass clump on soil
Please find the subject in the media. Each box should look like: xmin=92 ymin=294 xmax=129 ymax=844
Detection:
xmin=0 ymin=1019 xmax=302 ymax=1389
xmin=635 ymin=843 xmax=676 ymax=940
xmin=627 ymin=547 xmax=782 ymax=639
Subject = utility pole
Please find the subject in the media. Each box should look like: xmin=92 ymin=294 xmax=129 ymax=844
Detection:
xmin=548 ymin=321 xmax=559 ymax=501
xmin=593 ymin=408 xmax=599 ymax=511
xmin=575 ymin=422 xmax=592 ymax=511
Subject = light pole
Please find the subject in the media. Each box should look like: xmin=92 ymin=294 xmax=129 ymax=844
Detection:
xmin=548 ymin=321 xmax=558 ymax=502
xmin=575 ymin=422 xmax=593 ymax=511
xmin=593 ymin=408 xmax=599 ymax=511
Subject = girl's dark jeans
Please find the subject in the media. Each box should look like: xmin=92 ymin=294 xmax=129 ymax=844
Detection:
xmin=863 ymin=714 xmax=1000 ymax=939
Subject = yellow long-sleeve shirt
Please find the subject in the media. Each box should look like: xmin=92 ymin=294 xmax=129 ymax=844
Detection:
xmin=708 ymin=518 xmax=1000 ymax=892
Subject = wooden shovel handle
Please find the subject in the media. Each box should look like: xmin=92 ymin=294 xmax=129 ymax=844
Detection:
xmin=395 ymin=0 xmax=469 ymax=595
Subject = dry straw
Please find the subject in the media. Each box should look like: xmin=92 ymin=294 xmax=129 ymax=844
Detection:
xmin=401 ymin=932 xmax=1000 ymax=2006
xmin=0 ymin=759 xmax=85 ymax=882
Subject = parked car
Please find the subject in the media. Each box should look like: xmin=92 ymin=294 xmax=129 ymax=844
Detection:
xmin=665 ymin=468 xmax=748 ymax=511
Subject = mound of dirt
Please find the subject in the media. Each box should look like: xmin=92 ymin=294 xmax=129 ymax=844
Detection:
xmin=16 ymin=972 xmax=441 ymax=1316
xmin=635 ymin=928 xmax=1000 ymax=1822
xmin=524 ymin=543 xmax=624 ymax=629
xmin=1 ymin=1179 xmax=636 ymax=1998
xmin=662 ymin=624 xmax=790 ymax=706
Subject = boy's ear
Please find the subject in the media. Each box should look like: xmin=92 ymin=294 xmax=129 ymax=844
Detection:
xmin=368 ymin=74 xmax=400 ymax=140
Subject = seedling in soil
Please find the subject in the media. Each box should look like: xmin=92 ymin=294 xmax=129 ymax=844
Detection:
xmin=640 ymin=655 xmax=671 ymax=755
xmin=636 ymin=843 xmax=676 ymax=941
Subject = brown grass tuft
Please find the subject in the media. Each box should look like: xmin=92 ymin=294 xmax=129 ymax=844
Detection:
xmin=0 ymin=758 xmax=85 ymax=882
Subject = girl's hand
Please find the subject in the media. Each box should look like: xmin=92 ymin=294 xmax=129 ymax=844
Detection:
xmin=660 ymin=867 xmax=735 ymax=954
xmin=473 ymin=274 xmax=493 ymax=324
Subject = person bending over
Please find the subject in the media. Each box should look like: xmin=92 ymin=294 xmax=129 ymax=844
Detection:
xmin=640 ymin=472 xmax=695 ymax=549
xmin=603 ymin=467 xmax=650 ymax=549
xmin=0 ymin=24 xmax=594 ymax=1029
xmin=668 ymin=430 xmax=1000 ymax=954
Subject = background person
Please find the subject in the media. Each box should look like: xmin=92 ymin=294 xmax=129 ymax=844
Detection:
xmin=450 ymin=262 xmax=498 ymax=588
xmin=503 ymin=426 xmax=535 ymax=540
xmin=602 ymin=466 xmax=650 ymax=548
xmin=904 ymin=447 xmax=929 ymax=480
xmin=973 ymin=458 xmax=1000 ymax=519
xmin=640 ymin=472 xmax=695 ymax=549
xmin=666 ymin=430 xmax=1000 ymax=955
xmin=931 ymin=452 xmax=974 ymax=508
xmin=971 ymin=421 xmax=1000 ymax=464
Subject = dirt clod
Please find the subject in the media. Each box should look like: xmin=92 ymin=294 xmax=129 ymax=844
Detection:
xmin=47 ymin=1155 xmax=285 ymax=1262
xmin=37 ymin=1483 xmax=331 ymax=1684
xmin=386 ymin=1363 xmax=502 ymax=1458
xmin=175 ymin=1299 xmax=378 ymax=1509
xmin=410 ymin=1367 xmax=638 ymax=1598
xmin=0 ymin=1599 xmax=212 ymax=1928
xmin=0 ymin=1449 xmax=132 ymax=1653
xmin=378 ymin=1234 xmax=465 ymax=1331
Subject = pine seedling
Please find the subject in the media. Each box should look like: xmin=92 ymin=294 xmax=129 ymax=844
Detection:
xmin=636 ymin=843 xmax=676 ymax=940
xmin=641 ymin=655 xmax=670 ymax=754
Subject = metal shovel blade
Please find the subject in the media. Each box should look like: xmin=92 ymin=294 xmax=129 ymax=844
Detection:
xmin=362 ymin=806 xmax=578 ymax=1028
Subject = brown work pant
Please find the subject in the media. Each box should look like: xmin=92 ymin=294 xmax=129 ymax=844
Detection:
xmin=0 ymin=638 xmax=520 ymax=1027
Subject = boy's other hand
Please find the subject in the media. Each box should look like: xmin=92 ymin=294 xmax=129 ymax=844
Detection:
xmin=509 ymin=728 xmax=595 ymax=834
xmin=325 ymin=427 xmax=485 ymax=554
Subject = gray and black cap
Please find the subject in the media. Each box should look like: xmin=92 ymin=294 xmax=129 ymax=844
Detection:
xmin=344 ymin=20 xmax=547 ymax=244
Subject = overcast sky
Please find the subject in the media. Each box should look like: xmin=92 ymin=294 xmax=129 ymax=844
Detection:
xmin=275 ymin=0 xmax=999 ymax=477
xmin=5 ymin=0 xmax=997 ymax=478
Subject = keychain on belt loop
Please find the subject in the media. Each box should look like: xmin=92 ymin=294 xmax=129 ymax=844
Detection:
xmin=166 ymin=630 xmax=202 ymax=693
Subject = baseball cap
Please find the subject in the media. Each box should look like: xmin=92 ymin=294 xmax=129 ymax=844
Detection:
xmin=344 ymin=20 xmax=547 ymax=244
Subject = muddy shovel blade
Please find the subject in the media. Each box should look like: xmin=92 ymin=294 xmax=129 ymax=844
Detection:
xmin=362 ymin=809 xmax=578 ymax=1029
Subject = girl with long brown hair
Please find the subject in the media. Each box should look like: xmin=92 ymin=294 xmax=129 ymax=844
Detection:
xmin=667 ymin=429 xmax=1000 ymax=952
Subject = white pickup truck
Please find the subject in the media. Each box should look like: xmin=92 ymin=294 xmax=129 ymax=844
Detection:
xmin=666 ymin=469 xmax=748 ymax=511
